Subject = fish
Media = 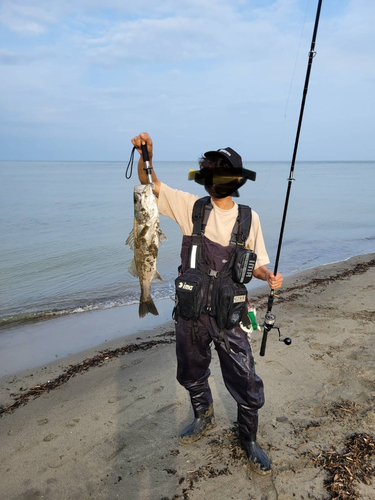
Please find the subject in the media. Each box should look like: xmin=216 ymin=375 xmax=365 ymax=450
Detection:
xmin=126 ymin=184 xmax=166 ymax=317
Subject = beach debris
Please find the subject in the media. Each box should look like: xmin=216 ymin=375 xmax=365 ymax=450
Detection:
xmin=163 ymin=468 xmax=177 ymax=475
xmin=255 ymin=258 xmax=375 ymax=309
xmin=187 ymin=464 xmax=231 ymax=481
xmin=161 ymin=426 xmax=250 ymax=500
xmin=159 ymin=464 xmax=232 ymax=500
xmin=276 ymin=416 xmax=289 ymax=423
xmin=0 ymin=334 xmax=175 ymax=418
xmin=326 ymin=400 xmax=360 ymax=419
xmin=309 ymin=433 xmax=375 ymax=499
xmin=126 ymin=183 xmax=166 ymax=317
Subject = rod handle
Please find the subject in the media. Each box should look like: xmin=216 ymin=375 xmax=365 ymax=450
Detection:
xmin=141 ymin=143 xmax=150 ymax=163
xmin=260 ymin=328 xmax=268 ymax=357
xmin=141 ymin=143 xmax=153 ymax=184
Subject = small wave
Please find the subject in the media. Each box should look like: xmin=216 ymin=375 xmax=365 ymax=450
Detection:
xmin=0 ymin=285 xmax=175 ymax=330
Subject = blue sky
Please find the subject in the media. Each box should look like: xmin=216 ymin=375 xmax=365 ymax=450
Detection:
xmin=0 ymin=0 xmax=374 ymax=161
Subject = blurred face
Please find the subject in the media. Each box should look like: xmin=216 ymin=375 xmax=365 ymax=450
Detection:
xmin=189 ymin=161 xmax=246 ymax=198
xmin=204 ymin=176 xmax=241 ymax=199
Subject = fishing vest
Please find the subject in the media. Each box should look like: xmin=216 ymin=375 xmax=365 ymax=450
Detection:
xmin=174 ymin=196 xmax=257 ymax=331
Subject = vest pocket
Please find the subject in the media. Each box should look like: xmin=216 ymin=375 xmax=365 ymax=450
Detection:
xmin=174 ymin=268 xmax=207 ymax=321
xmin=213 ymin=277 xmax=247 ymax=329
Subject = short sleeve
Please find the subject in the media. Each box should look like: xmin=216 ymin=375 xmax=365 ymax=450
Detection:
xmin=157 ymin=182 xmax=198 ymax=235
xmin=245 ymin=210 xmax=270 ymax=270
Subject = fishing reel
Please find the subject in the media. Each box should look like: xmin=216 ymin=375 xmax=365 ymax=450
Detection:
xmin=260 ymin=312 xmax=292 ymax=357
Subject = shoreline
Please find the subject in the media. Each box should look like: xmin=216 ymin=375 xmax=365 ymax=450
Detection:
xmin=1 ymin=252 xmax=374 ymax=381
xmin=1 ymin=252 xmax=374 ymax=414
xmin=0 ymin=297 xmax=176 ymax=378
xmin=0 ymin=252 xmax=374 ymax=499
xmin=1 ymin=250 xmax=371 ymax=332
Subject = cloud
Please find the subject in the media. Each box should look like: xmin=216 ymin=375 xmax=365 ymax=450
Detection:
xmin=72 ymin=6 xmax=304 ymax=68
xmin=0 ymin=0 xmax=375 ymax=160
xmin=0 ymin=1 xmax=60 ymax=34
xmin=0 ymin=47 xmax=52 ymax=65
xmin=0 ymin=0 xmax=248 ymax=36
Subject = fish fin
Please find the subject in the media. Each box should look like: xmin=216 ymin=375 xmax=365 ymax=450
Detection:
xmin=158 ymin=229 xmax=167 ymax=244
xmin=153 ymin=270 xmax=163 ymax=281
xmin=128 ymin=259 xmax=139 ymax=277
xmin=125 ymin=229 xmax=135 ymax=250
xmin=139 ymin=295 xmax=159 ymax=318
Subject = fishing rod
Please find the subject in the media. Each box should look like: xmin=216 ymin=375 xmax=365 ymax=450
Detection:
xmin=260 ymin=0 xmax=323 ymax=357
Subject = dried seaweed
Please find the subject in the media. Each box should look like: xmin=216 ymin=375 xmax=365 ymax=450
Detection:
xmin=326 ymin=401 xmax=360 ymax=419
xmin=310 ymin=433 xmax=375 ymax=499
xmin=0 ymin=334 xmax=175 ymax=417
xmin=256 ymin=258 xmax=375 ymax=308
xmin=160 ymin=426 xmax=245 ymax=500
xmin=187 ymin=464 xmax=232 ymax=481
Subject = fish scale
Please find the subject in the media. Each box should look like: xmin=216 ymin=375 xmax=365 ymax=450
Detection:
xmin=126 ymin=184 xmax=166 ymax=317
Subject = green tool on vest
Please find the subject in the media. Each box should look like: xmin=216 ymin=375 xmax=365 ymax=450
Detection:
xmin=247 ymin=306 xmax=259 ymax=331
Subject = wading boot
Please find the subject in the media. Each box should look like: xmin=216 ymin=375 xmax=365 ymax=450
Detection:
xmin=239 ymin=433 xmax=271 ymax=475
xmin=179 ymin=406 xmax=216 ymax=444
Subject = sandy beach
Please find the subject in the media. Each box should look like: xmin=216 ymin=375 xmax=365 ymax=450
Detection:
xmin=0 ymin=253 xmax=374 ymax=500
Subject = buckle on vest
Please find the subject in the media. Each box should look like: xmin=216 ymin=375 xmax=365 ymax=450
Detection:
xmin=209 ymin=269 xmax=218 ymax=277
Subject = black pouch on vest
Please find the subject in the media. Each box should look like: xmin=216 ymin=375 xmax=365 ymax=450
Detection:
xmin=232 ymin=249 xmax=257 ymax=284
xmin=174 ymin=268 xmax=207 ymax=321
xmin=213 ymin=276 xmax=248 ymax=329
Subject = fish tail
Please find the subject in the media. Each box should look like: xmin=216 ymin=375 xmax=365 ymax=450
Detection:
xmin=139 ymin=292 xmax=159 ymax=318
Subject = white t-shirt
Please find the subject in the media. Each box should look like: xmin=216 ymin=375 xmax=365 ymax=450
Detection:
xmin=157 ymin=182 xmax=269 ymax=270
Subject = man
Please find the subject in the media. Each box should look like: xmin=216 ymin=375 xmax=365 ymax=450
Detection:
xmin=131 ymin=132 xmax=283 ymax=475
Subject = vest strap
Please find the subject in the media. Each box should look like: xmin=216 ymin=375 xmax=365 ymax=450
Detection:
xmin=190 ymin=197 xmax=253 ymax=276
xmin=219 ymin=329 xmax=232 ymax=352
xmin=230 ymin=204 xmax=252 ymax=247
xmin=192 ymin=197 xmax=252 ymax=247
xmin=192 ymin=196 xmax=213 ymax=236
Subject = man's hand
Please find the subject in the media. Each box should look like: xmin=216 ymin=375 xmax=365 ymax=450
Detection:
xmin=131 ymin=132 xmax=160 ymax=195
xmin=253 ymin=266 xmax=283 ymax=289
xmin=266 ymin=270 xmax=283 ymax=290
xmin=131 ymin=132 xmax=153 ymax=159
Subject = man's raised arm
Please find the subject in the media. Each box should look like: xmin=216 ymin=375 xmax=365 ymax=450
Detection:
xmin=131 ymin=132 xmax=161 ymax=197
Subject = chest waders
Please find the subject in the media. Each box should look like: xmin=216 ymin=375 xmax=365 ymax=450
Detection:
xmin=174 ymin=196 xmax=256 ymax=348
xmin=175 ymin=197 xmax=269 ymax=473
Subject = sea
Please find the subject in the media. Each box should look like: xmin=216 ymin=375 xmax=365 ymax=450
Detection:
xmin=1 ymin=160 xmax=374 ymax=331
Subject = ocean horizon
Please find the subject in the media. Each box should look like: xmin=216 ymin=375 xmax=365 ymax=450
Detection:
xmin=1 ymin=160 xmax=374 ymax=330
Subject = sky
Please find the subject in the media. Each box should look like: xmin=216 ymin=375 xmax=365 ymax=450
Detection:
xmin=0 ymin=0 xmax=374 ymax=161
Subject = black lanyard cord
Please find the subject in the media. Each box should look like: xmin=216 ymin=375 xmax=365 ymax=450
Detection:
xmin=125 ymin=146 xmax=136 ymax=179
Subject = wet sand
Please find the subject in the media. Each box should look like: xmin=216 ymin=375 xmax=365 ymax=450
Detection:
xmin=0 ymin=253 xmax=374 ymax=500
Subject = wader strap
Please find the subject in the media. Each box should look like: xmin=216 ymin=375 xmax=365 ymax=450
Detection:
xmin=219 ymin=329 xmax=231 ymax=352
xmin=230 ymin=205 xmax=252 ymax=247
xmin=193 ymin=198 xmax=251 ymax=247
xmin=191 ymin=196 xmax=213 ymax=269
xmin=192 ymin=196 xmax=212 ymax=236
xmin=192 ymin=321 xmax=198 ymax=344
